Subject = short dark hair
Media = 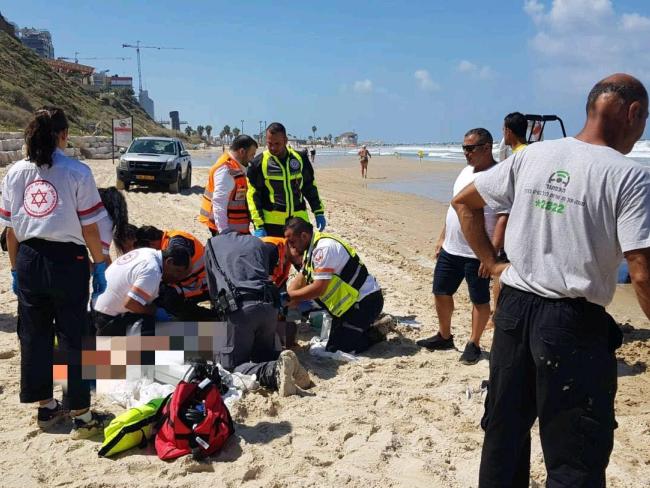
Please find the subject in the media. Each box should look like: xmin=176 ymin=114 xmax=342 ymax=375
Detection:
xmin=135 ymin=225 xmax=163 ymax=248
xmin=464 ymin=128 xmax=493 ymax=145
xmin=586 ymin=79 xmax=648 ymax=113
xmin=230 ymin=134 xmax=258 ymax=151
xmin=503 ymin=112 xmax=527 ymax=140
xmin=284 ymin=217 xmax=313 ymax=235
xmin=162 ymin=246 xmax=191 ymax=268
xmin=266 ymin=122 xmax=287 ymax=136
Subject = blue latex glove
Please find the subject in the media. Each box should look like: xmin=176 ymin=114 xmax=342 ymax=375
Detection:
xmin=315 ymin=214 xmax=327 ymax=232
xmin=297 ymin=300 xmax=313 ymax=313
xmin=11 ymin=270 xmax=17 ymax=295
xmin=253 ymin=228 xmax=267 ymax=238
xmin=92 ymin=261 xmax=108 ymax=297
xmin=279 ymin=291 xmax=290 ymax=307
xmin=154 ymin=307 xmax=172 ymax=322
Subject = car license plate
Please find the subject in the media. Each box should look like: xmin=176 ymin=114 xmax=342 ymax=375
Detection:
xmin=136 ymin=175 xmax=155 ymax=181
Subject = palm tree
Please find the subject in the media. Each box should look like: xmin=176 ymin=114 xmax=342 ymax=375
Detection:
xmin=327 ymin=134 xmax=333 ymax=145
xmin=223 ymin=125 xmax=231 ymax=143
xmin=205 ymin=125 xmax=212 ymax=139
xmin=185 ymin=126 xmax=193 ymax=137
xmin=196 ymin=125 xmax=205 ymax=139
xmin=232 ymin=127 xmax=241 ymax=138
xmin=312 ymin=125 xmax=317 ymax=141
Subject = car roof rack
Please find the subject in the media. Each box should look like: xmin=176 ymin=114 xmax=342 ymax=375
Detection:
xmin=524 ymin=114 xmax=567 ymax=143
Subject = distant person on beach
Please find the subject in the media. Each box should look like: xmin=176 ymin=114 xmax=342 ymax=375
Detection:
xmin=0 ymin=107 xmax=112 ymax=438
xmin=310 ymin=147 xmax=316 ymax=164
xmin=284 ymin=218 xmax=385 ymax=354
xmin=358 ymin=145 xmax=371 ymax=178
xmin=417 ymin=128 xmax=507 ymax=365
xmin=199 ymin=135 xmax=258 ymax=236
xmin=247 ymin=122 xmax=326 ymax=237
xmin=453 ymin=73 xmax=650 ymax=486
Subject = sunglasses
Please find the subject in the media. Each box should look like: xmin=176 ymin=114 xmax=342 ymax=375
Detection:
xmin=462 ymin=142 xmax=489 ymax=153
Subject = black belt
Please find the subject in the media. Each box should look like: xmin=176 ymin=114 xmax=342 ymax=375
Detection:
xmin=238 ymin=292 xmax=268 ymax=303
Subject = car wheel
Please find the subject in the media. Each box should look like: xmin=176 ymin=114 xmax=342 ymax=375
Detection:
xmin=116 ymin=178 xmax=130 ymax=191
xmin=182 ymin=165 xmax=192 ymax=189
xmin=169 ymin=169 xmax=181 ymax=194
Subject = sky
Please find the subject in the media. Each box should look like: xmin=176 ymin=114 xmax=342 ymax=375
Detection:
xmin=4 ymin=0 xmax=650 ymax=142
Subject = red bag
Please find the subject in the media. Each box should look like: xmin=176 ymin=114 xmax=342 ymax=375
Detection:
xmin=155 ymin=378 xmax=234 ymax=461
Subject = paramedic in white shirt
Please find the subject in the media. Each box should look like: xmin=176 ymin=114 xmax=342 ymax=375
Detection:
xmin=0 ymin=107 xmax=110 ymax=439
xmin=93 ymin=247 xmax=191 ymax=336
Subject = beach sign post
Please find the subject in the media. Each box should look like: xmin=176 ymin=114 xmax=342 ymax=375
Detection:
xmin=112 ymin=116 xmax=134 ymax=165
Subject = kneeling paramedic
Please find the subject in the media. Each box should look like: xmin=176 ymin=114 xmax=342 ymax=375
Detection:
xmin=205 ymin=232 xmax=311 ymax=396
xmin=284 ymin=218 xmax=384 ymax=354
xmin=134 ymin=225 xmax=214 ymax=320
xmin=93 ymin=247 xmax=191 ymax=335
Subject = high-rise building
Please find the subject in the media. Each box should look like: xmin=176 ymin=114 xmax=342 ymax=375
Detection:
xmin=138 ymin=90 xmax=155 ymax=120
xmin=18 ymin=28 xmax=54 ymax=59
xmin=169 ymin=111 xmax=180 ymax=131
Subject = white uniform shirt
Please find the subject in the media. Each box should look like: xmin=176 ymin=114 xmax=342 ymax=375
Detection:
xmin=443 ymin=165 xmax=498 ymax=259
xmin=97 ymin=215 xmax=114 ymax=256
xmin=211 ymin=156 xmax=246 ymax=233
xmin=0 ymin=149 xmax=106 ymax=245
xmin=94 ymin=248 xmax=163 ymax=316
xmin=310 ymin=237 xmax=381 ymax=301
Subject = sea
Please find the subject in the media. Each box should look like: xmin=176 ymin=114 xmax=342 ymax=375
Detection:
xmin=191 ymin=140 xmax=650 ymax=203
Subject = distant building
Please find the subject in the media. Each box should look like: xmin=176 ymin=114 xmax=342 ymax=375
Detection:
xmin=45 ymin=58 xmax=94 ymax=84
xmin=18 ymin=27 xmax=54 ymax=58
xmin=338 ymin=131 xmax=358 ymax=146
xmin=169 ymin=111 xmax=180 ymax=131
xmin=138 ymin=90 xmax=155 ymax=119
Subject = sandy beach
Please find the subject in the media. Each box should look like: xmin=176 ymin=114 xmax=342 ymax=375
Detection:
xmin=0 ymin=153 xmax=648 ymax=487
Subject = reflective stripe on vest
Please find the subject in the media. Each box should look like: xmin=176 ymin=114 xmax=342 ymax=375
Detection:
xmin=259 ymin=148 xmax=309 ymax=226
xmin=304 ymin=232 xmax=369 ymax=317
xmin=261 ymin=236 xmax=291 ymax=287
xmin=161 ymin=230 xmax=207 ymax=298
xmin=198 ymin=154 xmax=250 ymax=233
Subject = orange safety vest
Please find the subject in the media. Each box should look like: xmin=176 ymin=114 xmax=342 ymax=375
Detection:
xmin=198 ymin=153 xmax=250 ymax=234
xmin=261 ymin=236 xmax=291 ymax=287
xmin=161 ymin=230 xmax=207 ymax=299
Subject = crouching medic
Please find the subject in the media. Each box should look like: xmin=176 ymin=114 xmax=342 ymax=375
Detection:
xmin=205 ymin=232 xmax=311 ymax=396
xmin=284 ymin=218 xmax=385 ymax=354
xmin=92 ymin=247 xmax=191 ymax=335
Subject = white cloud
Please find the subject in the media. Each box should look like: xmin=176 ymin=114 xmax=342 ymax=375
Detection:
xmin=352 ymin=79 xmax=373 ymax=94
xmin=525 ymin=0 xmax=650 ymax=93
xmin=622 ymin=13 xmax=650 ymax=32
xmin=457 ymin=60 xmax=495 ymax=80
xmin=414 ymin=69 xmax=441 ymax=92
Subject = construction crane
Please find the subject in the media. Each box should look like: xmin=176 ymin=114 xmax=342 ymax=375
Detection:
xmin=60 ymin=52 xmax=131 ymax=64
xmin=121 ymin=41 xmax=183 ymax=93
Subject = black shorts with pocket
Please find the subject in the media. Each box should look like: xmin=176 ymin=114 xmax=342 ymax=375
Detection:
xmin=432 ymin=248 xmax=490 ymax=304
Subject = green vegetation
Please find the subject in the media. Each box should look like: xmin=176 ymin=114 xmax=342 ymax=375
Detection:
xmin=0 ymin=31 xmax=176 ymax=137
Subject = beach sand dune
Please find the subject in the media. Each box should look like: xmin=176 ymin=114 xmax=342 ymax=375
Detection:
xmin=0 ymin=154 xmax=647 ymax=487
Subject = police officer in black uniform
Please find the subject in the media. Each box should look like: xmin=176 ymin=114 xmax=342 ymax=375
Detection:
xmin=205 ymin=232 xmax=311 ymax=396
xmin=1 ymin=107 xmax=112 ymax=439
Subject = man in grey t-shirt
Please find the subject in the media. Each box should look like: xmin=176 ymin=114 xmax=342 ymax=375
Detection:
xmin=453 ymin=74 xmax=650 ymax=486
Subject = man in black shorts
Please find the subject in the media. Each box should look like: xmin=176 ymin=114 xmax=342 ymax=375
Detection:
xmin=417 ymin=128 xmax=507 ymax=364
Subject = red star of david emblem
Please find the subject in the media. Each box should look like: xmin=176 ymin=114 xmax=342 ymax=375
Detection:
xmin=30 ymin=189 xmax=48 ymax=208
